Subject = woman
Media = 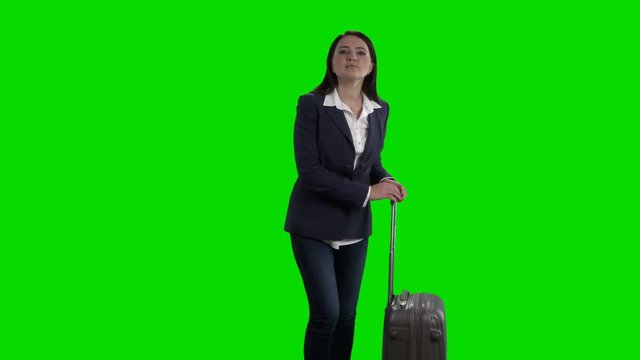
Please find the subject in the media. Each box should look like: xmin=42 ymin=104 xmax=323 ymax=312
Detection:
xmin=285 ymin=31 xmax=406 ymax=360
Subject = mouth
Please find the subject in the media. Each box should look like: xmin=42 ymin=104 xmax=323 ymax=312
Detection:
xmin=346 ymin=65 xmax=358 ymax=69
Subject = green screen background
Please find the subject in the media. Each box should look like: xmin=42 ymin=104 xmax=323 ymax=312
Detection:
xmin=4 ymin=1 xmax=637 ymax=359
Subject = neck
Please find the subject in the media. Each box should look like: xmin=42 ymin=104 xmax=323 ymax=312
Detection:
xmin=336 ymin=82 xmax=363 ymax=103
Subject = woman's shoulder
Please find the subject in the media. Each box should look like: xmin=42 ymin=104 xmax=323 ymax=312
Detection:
xmin=296 ymin=92 xmax=325 ymax=110
xmin=373 ymin=97 xmax=389 ymax=112
xmin=299 ymin=92 xmax=325 ymax=102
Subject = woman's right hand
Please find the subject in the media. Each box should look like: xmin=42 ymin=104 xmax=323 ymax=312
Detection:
xmin=370 ymin=181 xmax=406 ymax=202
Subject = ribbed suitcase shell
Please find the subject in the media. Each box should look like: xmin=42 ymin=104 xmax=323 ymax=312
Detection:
xmin=382 ymin=290 xmax=446 ymax=360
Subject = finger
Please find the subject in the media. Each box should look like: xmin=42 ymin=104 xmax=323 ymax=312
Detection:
xmin=394 ymin=182 xmax=404 ymax=196
xmin=398 ymin=189 xmax=407 ymax=200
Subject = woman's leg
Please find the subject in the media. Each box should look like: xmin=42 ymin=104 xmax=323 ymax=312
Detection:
xmin=291 ymin=234 xmax=340 ymax=360
xmin=330 ymin=238 xmax=369 ymax=360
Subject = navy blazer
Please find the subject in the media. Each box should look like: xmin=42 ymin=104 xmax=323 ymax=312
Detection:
xmin=284 ymin=92 xmax=392 ymax=240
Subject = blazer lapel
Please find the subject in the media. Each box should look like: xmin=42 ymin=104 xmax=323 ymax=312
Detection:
xmin=357 ymin=109 xmax=381 ymax=170
xmin=325 ymin=106 xmax=355 ymax=150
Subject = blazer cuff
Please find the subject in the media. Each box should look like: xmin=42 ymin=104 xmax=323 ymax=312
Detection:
xmin=362 ymin=186 xmax=371 ymax=207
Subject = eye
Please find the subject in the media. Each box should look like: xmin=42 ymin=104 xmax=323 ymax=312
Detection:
xmin=338 ymin=50 xmax=347 ymax=54
xmin=358 ymin=51 xmax=367 ymax=56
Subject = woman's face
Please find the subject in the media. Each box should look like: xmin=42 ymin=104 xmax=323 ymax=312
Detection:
xmin=332 ymin=35 xmax=374 ymax=82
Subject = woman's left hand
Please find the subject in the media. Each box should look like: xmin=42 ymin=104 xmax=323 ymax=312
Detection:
xmin=382 ymin=179 xmax=407 ymax=202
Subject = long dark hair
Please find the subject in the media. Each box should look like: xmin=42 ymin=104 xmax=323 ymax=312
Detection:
xmin=312 ymin=31 xmax=380 ymax=101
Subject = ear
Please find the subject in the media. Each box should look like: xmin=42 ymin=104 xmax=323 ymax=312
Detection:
xmin=368 ymin=62 xmax=375 ymax=75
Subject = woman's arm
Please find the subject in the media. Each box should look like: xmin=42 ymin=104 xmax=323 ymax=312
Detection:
xmin=369 ymin=102 xmax=407 ymax=202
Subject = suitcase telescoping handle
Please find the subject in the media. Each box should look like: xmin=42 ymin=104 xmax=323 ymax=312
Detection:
xmin=388 ymin=201 xmax=398 ymax=305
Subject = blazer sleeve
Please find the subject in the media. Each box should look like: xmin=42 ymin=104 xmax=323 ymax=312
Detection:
xmin=370 ymin=101 xmax=393 ymax=183
xmin=293 ymin=94 xmax=370 ymax=209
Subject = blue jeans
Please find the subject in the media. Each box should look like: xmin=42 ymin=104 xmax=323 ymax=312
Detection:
xmin=291 ymin=234 xmax=369 ymax=360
